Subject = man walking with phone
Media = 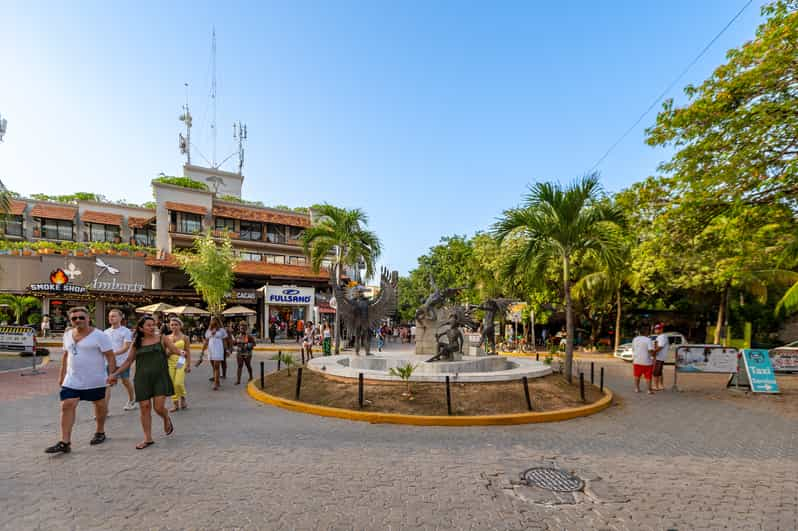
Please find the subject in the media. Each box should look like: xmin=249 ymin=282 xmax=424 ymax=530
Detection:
xmin=45 ymin=307 xmax=116 ymax=454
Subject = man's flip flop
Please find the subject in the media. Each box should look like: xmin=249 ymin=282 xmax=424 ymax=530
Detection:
xmin=136 ymin=441 xmax=155 ymax=450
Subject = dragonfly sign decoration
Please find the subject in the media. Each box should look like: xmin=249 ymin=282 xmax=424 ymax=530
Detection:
xmin=90 ymin=257 xmax=144 ymax=293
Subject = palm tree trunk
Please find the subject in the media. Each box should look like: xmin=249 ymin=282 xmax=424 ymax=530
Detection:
xmin=333 ymin=260 xmax=342 ymax=355
xmin=614 ymin=288 xmax=622 ymax=353
xmin=563 ymin=255 xmax=574 ymax=383
xmin=713 ymin=285 xmax=728 ymax=345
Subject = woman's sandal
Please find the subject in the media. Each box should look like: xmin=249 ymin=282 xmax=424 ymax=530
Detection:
xmin=165 ymin=418 xmax=174 ymax=436
xmin=136 ymin=441 xmax=155 ymax=450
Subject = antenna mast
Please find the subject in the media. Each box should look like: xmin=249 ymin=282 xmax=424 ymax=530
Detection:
xmin=179 ymin=83 xmax=192 ymax=165
xmin=211 ymin=27 xmax=217 ymax=168
xmin=233 ymin=121 xmax=247 ymax=176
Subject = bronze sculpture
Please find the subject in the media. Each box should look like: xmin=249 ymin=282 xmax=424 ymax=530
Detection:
xmin=331 ymin=267 xmax=398 ymax=355
xmin=478 ymin=298 xmax=514 ymax=354
xmin=415 ymin=274 xmax=463 ymax=322
xmin=427 ymin=305 xmax=479 ymax=362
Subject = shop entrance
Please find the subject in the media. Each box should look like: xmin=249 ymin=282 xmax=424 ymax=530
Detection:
xmin=269 ymin=306 xmax=307 ymax=339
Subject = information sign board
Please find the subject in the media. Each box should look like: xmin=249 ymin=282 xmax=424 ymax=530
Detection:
xmin=741 ymin=349 xmax=780 ymax=394
xmin=769 ymin=350 xmax=798 ymax=373
xmin=675 ymin=345 xmax=736 ymax=373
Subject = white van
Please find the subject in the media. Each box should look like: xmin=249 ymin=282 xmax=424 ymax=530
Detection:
xmin=616 ymin=332 xmax=686 ymax=364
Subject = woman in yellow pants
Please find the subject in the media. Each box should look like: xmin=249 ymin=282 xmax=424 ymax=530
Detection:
xmin=167 ymin=318 xmax=191 ymax=412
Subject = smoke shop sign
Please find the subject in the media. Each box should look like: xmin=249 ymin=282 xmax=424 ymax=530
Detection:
xmin=29 ymin=269 xmax=88 ymax=294
xmin=266 ymin=286 xmax=314 ymax=305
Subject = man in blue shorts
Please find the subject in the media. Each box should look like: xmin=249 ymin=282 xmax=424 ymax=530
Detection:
xmin=45 ymin=306 xmax=116 ymax=454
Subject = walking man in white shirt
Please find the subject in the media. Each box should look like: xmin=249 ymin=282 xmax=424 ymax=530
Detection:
xmin=631 ymin=330 xmax=655 ymax=395
xmin=652 ymin=323 xmax=669 ymax=391
xmin=45 ymin=307 xmax=116 ymax=454
xmin=104 ymin=309 xmax=136 ymax=411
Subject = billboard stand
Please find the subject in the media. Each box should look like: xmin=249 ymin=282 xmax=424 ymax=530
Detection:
xmin=726 ymin=351 xmax=750 ymax=391
xmin=674 ymin=344 xmax=737 ymax=392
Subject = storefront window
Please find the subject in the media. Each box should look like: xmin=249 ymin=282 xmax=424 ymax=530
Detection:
xmin=265 ymin=254 xmax=285 ymax=264
xmin=40 ymin=218 xmax=74 ymax=241
xmin=215 ymin=217 xmax=236 ymax=232
xmin=239 ymin=251 xmax=262 ymax=261
xmin=267 ymin=224 xmax=285 ymax=244
xmin=1 ymin=215 xmax=23 ymax=237
xmin=88 ymin=223 xmax=120 ymax=242
xmin=289 ymin=256 xmax=307 ymax=265
xmin=133 ymin=227 xmax=156 ymax=246
xmin=240 ymin=221 xmax=262 ymax=241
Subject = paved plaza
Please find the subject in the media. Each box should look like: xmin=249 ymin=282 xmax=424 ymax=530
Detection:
xmin=1 ymin=344 xmax=796 ymax=530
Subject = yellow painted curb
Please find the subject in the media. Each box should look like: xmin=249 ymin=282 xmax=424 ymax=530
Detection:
xmin=247 ymin=380 xmax=613 ymax=426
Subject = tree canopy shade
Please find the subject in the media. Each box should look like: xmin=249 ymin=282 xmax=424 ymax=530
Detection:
xmin=493 ymin=174 xmax=625 ymax=381
xmin=176 ymin=231 xmax=236 ymax=316
xmin=646 ymin=1 xmax=798 ymax=210
xmin=302 ymin=203 xmax=381 ymax=353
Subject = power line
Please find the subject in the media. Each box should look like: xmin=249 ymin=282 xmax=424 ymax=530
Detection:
xmin=588 ymin=0 xmax=754 ymax=173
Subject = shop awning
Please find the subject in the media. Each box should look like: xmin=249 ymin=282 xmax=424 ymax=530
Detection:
xmin=234 ymin=261 xmax=329 ymax=280
xmin=165 ymin=201 xmax=207 ymax=216
xmin=81 ymin=210 xmax=123 ymax=226
xmin=212 ymin=204 xmax=310 ymax=228
xmin=30 ymin=203 xmax=77 ymax=221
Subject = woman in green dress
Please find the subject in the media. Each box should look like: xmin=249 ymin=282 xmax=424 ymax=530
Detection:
xmin=109 ymin=316 xmax=184 ymax=449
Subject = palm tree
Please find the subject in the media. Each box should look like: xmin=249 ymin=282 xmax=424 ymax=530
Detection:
xmin=572 ymin=239 xmax=640 ymax=352
xmin=493 ymin=174 xmax=624 ymax=382
xmin=302 ymin=204 xmax=382 ymax=354
xmin=0 ymin=294 xmax=41 ymax=324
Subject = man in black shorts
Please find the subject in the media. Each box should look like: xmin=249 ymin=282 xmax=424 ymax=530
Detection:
xmin=45 ymin=307 xmax=116 ymax=454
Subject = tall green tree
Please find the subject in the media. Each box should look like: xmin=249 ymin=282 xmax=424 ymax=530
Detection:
xmin=0 ymin=295 xmax=41 ymax=324
xmin=302 ymin=204 xmax=381 ymax=353
xmin=493 ymin=174 xmax=624 ymax=381
xmin=176 ymin=231 xmax=236 ymax=316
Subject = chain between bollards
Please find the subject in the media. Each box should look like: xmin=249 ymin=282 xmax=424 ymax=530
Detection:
xmin=295 ymin=367 xmax=303 ymax=400
xmin=445 ymin=376 xmax=452 ymax=415
xmin=260 ymin=360 xmax=265 ymax=389
xmin=579 ymin=372 xmax=585 ymax=403
xmin=358 ymin=372 xmax=364 ymax=409
xmin=522 ymin=376 xmax=532 ymax=411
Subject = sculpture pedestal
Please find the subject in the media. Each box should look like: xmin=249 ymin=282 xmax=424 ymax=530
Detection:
xmin=464 ymin=332 xmax=491 ymax=356
xmin=415 ymin=315 xmax=448 ymax=356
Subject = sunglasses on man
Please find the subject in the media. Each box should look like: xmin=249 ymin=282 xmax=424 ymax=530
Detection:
xmin=70 ymin=315 xmax=87 ymax=322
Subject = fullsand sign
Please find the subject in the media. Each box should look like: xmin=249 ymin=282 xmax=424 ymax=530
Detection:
xmin=265 ymin=286 xmax=314 ymax=305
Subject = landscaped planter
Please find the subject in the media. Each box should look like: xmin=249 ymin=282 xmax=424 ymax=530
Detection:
xmin=134 ymin=251 xmax=147 ymax=257
xmin=22 ymin=250 xmax=32 ymax=256
xmin=118 ymin=251 xmax=129 ymax=256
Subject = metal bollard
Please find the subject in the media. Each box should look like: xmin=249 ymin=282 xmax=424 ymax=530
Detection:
xmin=358 ymin=373 xmax=364 ymax=408
xmin=522 ymin=376 xmax=533 ymax=411
xmin=536 ymin=352 xmax=539 ymax=361
xmin=579 ymin=372 xmax=585 ymax=402
xmin=295 ymin=367 xmax=303 ymax=400
xmin=260 ymin=360 xmax=265 ymax=389
xmin=301 ymin=349 xmax=305 ymax=365
xmin=590 ymin=362 xmax=595 ymax=385
xmin=277 ymin=350 xmax=282 ymax=371
xmin=600 ymin=367 xmax=604 ymax=392
xmin=445 ymin=376 xmax=452 ymax=415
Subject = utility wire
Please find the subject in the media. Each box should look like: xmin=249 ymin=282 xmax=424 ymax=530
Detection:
xmin=588 ymin=0 xmax=754 ymax=173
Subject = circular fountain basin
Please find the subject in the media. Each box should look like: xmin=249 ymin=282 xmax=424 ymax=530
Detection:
xmin=306 ymin=353 xmax=552 ymax=383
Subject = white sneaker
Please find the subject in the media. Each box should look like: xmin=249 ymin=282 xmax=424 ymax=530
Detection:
xmin=123 ymin=401 xmax=138 ymax=411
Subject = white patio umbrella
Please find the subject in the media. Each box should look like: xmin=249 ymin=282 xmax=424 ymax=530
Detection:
xmin=168 ymin=305 xmax=211 ymax=316
xmin=222 ymin=305 xmax=257 ymax=317
xmin=136 ymin=303 xmax=175 ymax=314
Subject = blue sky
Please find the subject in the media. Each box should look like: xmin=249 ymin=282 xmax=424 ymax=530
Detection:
xmin=1 ymin=0 xmax=765 ymax=275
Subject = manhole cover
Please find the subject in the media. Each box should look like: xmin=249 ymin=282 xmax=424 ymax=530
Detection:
xmin=522 ymin=467 xmax=584 ymax=492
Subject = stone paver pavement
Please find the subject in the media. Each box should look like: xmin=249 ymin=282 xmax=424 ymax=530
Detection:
xmin=1 ymin=346 xmax=796 ymax=530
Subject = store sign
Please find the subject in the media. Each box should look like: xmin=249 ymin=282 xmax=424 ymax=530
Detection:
xmin=266 ymin=286 xmax=314 ymax=305
xmin=29 ymin=269 xmax=88 ymax=294
xmin=90 ymin=257 xmax=144 ymax=293
xmin=675 ymin=345 xmax=738 ymax=373
xmin=227 ymin=289 xmax=258 ymax=301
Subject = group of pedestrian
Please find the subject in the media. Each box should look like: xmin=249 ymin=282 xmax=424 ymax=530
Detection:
xmin=631 ymin=323 xmax=670 ymax=394
xmin=45 ymin=308 xmax=256 ymax=455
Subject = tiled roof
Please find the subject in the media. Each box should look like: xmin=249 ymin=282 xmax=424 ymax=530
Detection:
xmin=145 ymin=254 xmax=329 ymax=281
xmin=81 ymin=210 xmax=123 ymax=226
xmin=128 ymin=216 xmax=156 ymax=228
xmin=165 ymin=202 xmax=207 ymax=216
xmin=30 ymin=203 xmax=77 ymax=221
xmin=212 ymin=205 xmax=310 ymax=228
xmin=8 ymin=200 xmax=27 ymax=216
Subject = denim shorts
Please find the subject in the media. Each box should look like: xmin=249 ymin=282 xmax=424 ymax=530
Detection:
xmin=107 ymin=366 xmax=131 ymax=379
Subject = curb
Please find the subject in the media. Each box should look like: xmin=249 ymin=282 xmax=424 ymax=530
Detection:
xmin=246 ymin=379 xmax=613 ymax=426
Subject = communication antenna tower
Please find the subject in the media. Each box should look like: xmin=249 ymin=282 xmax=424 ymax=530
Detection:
xmin=233 ymin=121 xmax=247 ymax=175
xmin=178 ymin=83 xmax=192 ymax=164
xmin=211 ymin=27 xmax=217 ymax=168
